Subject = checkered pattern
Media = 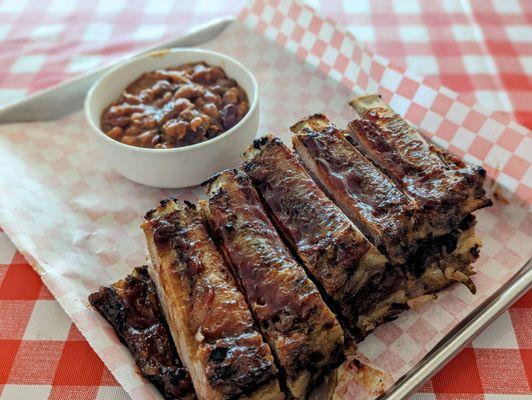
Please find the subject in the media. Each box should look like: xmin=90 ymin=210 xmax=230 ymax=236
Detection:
xmin=0 ymin=243 xmax=128 ymax=400
xmin=0 ymin=0 xmax=245 ymax=106
xmin=0 ymin=0 xmax=530 ymax=399
xmin=1 ymin=0 xmax=530 ymax=128
xmin=240 ymin=0 xmax=531 ymax=204
xmin=324 ymin=0 xmax=532 ymax=129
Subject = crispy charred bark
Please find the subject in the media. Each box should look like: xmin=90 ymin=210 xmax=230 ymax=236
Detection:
xmin=353 ymin=217 xmax=481 ymax=340
xmin=143 ymin=200 xmax=283 ymax=400
xmin=202 ymin=169 xmax=344 ymax=399
xmin=406 ymin=215 xmax=481 ymax=297
xmin=89 ymin=266 xmax=195 ymax=400
xmin=241 ymin=135 xmax=388 ymax=337
xmin=347 ymin=94 xmax=491 ymax=236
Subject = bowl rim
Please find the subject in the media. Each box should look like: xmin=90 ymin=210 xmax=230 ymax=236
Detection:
xmin=84 ymin=48 xmax=259 ymax=154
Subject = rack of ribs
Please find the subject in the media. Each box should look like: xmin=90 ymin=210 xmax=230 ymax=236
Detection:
xmin=290 ymin=114 xmax=421 ymax=264
xmin=89 ymin=93 xmax=491 ymax=399
xmin=89 ymin=266 xmax=195 ymax=400
xmin=241 ymin=135 xmax=393 ymax=339
xmin=142 ymin=200 xmax=283 ymax=400
xmin=201 ymin=169 xmax=345 ymax=399
xmin=347 ymin=94 xmax=491 ymax=237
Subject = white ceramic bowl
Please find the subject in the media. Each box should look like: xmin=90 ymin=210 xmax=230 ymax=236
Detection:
xmin=84 ymin=48 xmax=259 ymax=188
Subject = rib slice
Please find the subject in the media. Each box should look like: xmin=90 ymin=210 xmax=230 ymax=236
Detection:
xmin=241 ymin=135 xmax=388 ymax=337
xmin=142 ymin=200 xmax=283 ymax=400
xmin=348 ymin=94 xmax=491 ymax=236
xmin=290 ymin=114 xmax=419 ymax=264
xmin=89 ymin=266 xmax=195 ymax=400
xmin=201 ymin=169 xmax=344 ymax=399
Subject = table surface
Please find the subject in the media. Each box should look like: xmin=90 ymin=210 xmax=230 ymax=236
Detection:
xmin=0 ymin=1 xmax=530 ymax=399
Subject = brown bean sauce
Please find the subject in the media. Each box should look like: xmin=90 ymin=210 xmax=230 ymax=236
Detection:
xmin=100 ymin=62 xmax=249 ymax=149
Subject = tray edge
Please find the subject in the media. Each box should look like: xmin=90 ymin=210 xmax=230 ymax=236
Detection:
xmin=381 ymin=258 xmax=531 ymax=400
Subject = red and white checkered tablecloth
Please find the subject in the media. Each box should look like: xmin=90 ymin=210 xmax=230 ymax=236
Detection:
xmin=0 ymin=1 xmax=530 ymax=399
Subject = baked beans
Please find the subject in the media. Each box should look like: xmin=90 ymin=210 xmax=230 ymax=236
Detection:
xmin=100 ymin=62 xmax=249 ymax=149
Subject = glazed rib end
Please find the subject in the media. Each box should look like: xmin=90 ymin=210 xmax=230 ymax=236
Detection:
xmin=290 ymin=113 xmax=332 ymax=134
xmin=241 ymin=134 xmax=282 ymax=163
xmin=89 ymin=266 xmax=195 ymax=400
xmin=348 ymin=94 xmax=384 ymax=114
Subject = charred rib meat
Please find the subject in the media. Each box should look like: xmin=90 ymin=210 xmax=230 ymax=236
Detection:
xmin=202 ymin=169 xmax=344 ymax=399
xmin=241 ymin=135 xmax=388 ymax=337
xmin=143 ymin=200 xmax=283 ymax=400
xmin=291 ymin=114 xmax=421 ymax=264
xmin=89 ymin=266 xmax=195 ymax=400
